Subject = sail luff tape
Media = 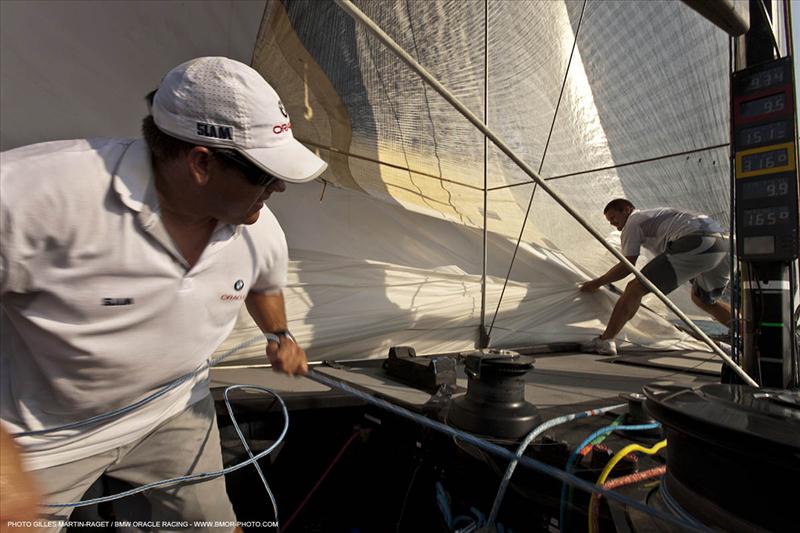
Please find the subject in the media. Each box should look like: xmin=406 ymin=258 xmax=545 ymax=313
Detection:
xmin=333 ymin=0 xmax=759 ymax=388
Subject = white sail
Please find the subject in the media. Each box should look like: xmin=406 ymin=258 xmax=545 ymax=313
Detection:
xmin=1 ymin=0 xmax=737 ymax=362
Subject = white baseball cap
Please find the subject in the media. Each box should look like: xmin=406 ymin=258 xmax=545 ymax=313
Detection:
xmin=151 ymin=57 xmax=327 ymax=183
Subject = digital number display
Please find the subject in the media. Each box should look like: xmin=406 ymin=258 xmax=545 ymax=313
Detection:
xmin=740 ymin=93 xmax=786 ymax=118
xmin=736 ymin=121 xmax=790 ymax=149
xmin=743 ymin=66 xmax=785 ymax=92
xmin=741 ymin=177 xmax=791 ymax=199
xmin=741 ymin=149 xmax=789 ymax=173
xmin=743 ymin=206 xmax=790 ymax=227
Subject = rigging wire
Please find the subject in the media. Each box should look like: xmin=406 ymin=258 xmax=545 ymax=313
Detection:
xmin=756 ymin=0 xmax=782 ymax=58
xmin=480 ymin=0 xmax=490 ymax=347
xmin=487 ymin=142 xmax=730 ymax=191
xmin=486 ymin=0 xmax=588 ymax=338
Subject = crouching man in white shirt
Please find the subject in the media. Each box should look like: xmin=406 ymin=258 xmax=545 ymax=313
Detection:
xmin=579 ymin=198 xmax=730 ymax=355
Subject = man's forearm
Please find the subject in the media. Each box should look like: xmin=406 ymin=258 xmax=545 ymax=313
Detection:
xmin=245 ymin=291 xmax=288 ymax=333
xmin=596 ymin=259 xmax=637 ymax=285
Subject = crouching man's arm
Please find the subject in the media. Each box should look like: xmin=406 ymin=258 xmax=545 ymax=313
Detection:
xmin=579 ymin=256 xmax=639 ymax=293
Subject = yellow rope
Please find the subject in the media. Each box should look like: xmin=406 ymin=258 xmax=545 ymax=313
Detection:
xmin=588 ymin=439 xmax=667 ymax=533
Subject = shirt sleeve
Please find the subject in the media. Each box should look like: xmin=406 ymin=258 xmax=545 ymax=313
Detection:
xmin=248 ymin=212 xmax=289 ymax=295
xmin=620 ymin=218 xmax=642 ymax=257
xmin=0 ymin=169 xmax=33 ymax=295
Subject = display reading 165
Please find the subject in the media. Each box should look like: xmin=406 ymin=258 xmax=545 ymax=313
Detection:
xmin=743 ymin=206 xmax=790 ymax=227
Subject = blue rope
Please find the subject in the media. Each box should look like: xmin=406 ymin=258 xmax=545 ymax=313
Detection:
xmin=306 ymin=370 xmax=705 ymax=532
xmin=487 ymin=403 xmax=626 ymax=526
xmin=557 ymin=422 xmax=662 ymax=532
xmin=24 ymin=334 xmax=705 ymax=532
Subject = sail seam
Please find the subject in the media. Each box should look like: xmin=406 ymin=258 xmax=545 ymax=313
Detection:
xmin=488 ymin=142 xmax=730 ymax=191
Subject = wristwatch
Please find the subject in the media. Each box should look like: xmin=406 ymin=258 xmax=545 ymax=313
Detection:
xmin=270 ymin=330 xmax=296 ymax=344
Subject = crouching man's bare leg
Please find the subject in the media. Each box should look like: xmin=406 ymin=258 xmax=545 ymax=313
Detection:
xmin=690 ymin=289 xmax=731 ymax=326
xmin=600 ymin=279 xmax=649 ymax=341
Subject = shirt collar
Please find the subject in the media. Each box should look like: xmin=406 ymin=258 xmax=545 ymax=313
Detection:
xmin=112 ymin=139 xmax=160 ymax=220
xmin=112 ymin=139 xmax=242 ymax=246
xmin=114 ymin=139 xmax=242 ymax=234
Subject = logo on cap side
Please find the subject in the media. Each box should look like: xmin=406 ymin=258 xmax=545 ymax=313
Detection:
xmin=278 ymin=100 xmax=288 ymax=118
xmin=197 ymin=122 xmax=234 ymax=140
xmin=273 ymin=123 xmax=292 ymax=135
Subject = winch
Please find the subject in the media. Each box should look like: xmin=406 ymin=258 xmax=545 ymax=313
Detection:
xmin=448 ymin=349 xmax=541 ymax=439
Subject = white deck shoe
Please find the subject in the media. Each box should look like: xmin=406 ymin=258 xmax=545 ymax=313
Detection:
xmin=580 ymin=336 xmax=618 ymax=356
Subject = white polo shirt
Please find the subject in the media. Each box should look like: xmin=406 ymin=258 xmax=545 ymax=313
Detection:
xmin=0 ymin=138 xmax=287 ymax=470
xmin=620 ymin=208 xmax=726 ymax=257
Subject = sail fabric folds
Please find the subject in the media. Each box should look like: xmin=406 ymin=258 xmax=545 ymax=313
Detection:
xmin=216 ymin=0 xmax=729 ymax=360
xmin=0 ymin=0 xmax=731 ymax=361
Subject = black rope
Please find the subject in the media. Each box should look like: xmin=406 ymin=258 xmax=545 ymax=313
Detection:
xmin=488 ymin=0 xmax=588 ymax=337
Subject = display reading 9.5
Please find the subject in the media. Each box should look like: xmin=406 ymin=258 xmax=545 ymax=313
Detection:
xmin=741 ymin=177 xmax=790 ymax=199
xmin=743 ymin=206 xmax=790 ymax=227
xmin=741 ymin=149 xmax=789 ymax=173
xmin=736 ymin=121 xmax=790 ymax=149
xmin=740 ymin=93 xmax=786 ymax=118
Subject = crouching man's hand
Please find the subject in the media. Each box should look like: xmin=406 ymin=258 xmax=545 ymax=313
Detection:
xmin=579 ymin=279 xmax=603 ymax=293
xmin=266 ymin=334 xmax=308 ymax=376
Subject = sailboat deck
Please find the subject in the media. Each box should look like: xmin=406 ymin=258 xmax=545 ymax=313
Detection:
xmin=210 ymin=349 xmax=718 ymax=414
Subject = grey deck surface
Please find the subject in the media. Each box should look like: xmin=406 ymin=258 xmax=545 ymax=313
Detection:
xmin=210 ymin=350 xmax=717 ymax=409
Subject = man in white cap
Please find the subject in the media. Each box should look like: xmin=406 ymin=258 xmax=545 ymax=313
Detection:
xmin=0 ymin=57 xmax=326 ymax=531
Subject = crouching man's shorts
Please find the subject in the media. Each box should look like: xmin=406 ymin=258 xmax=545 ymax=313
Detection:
xmin=639 ymin=234 xmax=729 ymax=304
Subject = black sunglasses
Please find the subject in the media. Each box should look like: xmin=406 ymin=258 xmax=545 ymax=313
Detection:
xmin=212 ymin=149 xmax=280 ymax=188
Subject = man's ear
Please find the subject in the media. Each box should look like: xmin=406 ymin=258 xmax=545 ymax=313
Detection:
xmin=186 ymin=146 xmax=213 ymax=186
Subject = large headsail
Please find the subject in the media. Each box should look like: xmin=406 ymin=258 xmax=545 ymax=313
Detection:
xmin=227 ymin=0 xmax=730 ymax=359
xmin=0 ymin=0 xmax=734 ymax=360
